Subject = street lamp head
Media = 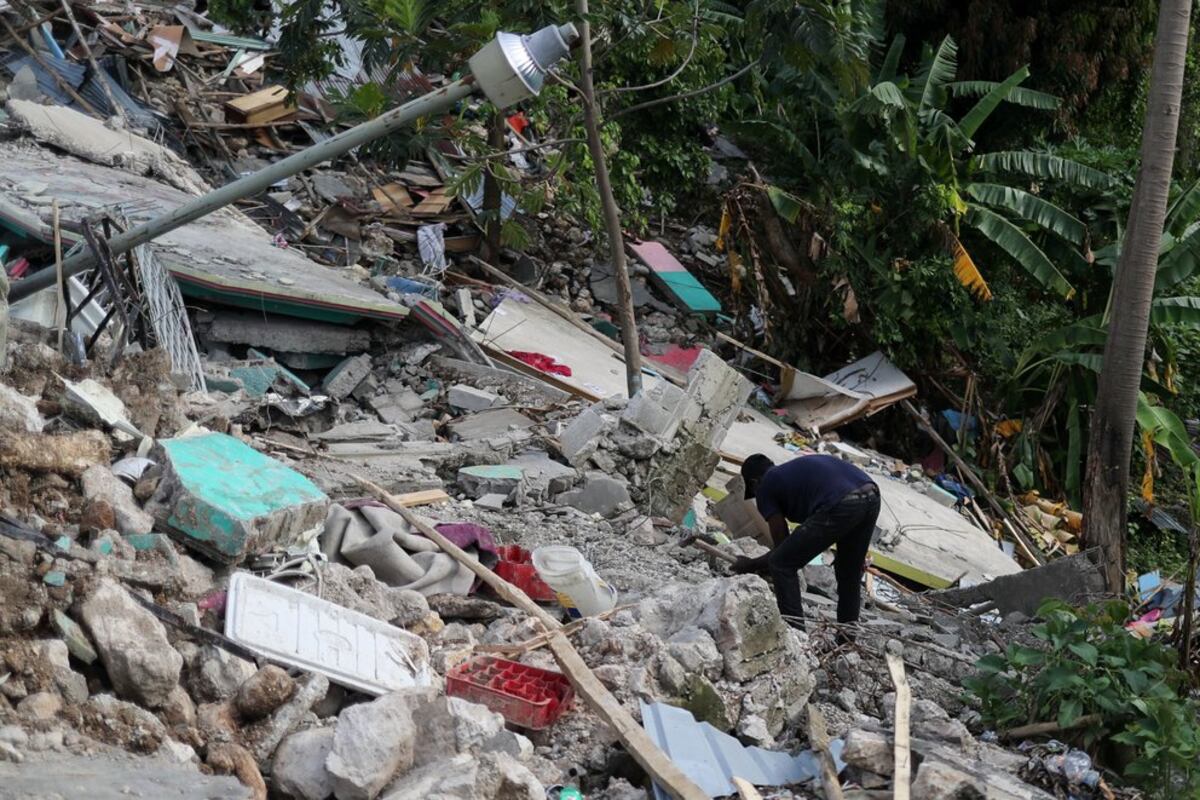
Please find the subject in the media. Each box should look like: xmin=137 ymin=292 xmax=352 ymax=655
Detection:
xmin=468 ymin=23 xmax=580 ymax=109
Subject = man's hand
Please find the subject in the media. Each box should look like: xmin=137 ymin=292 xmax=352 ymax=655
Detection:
xmin=731 ymin=556 xmax=760 ymax=575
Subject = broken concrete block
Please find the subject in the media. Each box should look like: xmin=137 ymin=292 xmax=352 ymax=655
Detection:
xmin=411 ymin=696 xmax=527 ymax=767
xmin=448 ymin=384 xmax=501 ymax=412
xmin=206 ymin=311 xmax=371 ymax=354
xmin=236 ymin=665 xmax=295 ymax=721
xmin=275 ymin=727 xmax=337 ymax=800
xmin=323 ymin=355 xmax=372 ymax=400
xmin=147 ymin=433 xmax=329 ymax=563
xmin=327 ymin=689 xmax=432 ymax=800
xmin=930 ymin=550 xmax=1105 ymax=617
xmin=457 ymin=464 xmax=524 ymax=499
xmin=622 ymin=381 xmax=687 ymax=439
xmin=558 ymin=403 xmax=617 ymax=467
xmin=81 ymin=465 xmax=155 ymax=536
xmin=842 ymin=729 xmax=892 ymax=775
xmin=0 ymin=383 xmax=43 ymax=433
xmin=678 ymin=350 xmax=753 ymax=450
xmin=475 ymin=493 xmax=507 ymax=511
xmin=80 ymin=578 xmax=182 ymax=708
xmin=447 ymin=408 xmax=535 ymax=440
xmin=380 ymin=753 xmax=543 ymax=800
xmin=505 ymin=450 xmax=578 ymax=495
xmin=557 ymin=473 xmax=632 ymax=518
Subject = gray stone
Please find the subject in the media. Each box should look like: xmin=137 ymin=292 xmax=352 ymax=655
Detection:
xmin=505 ymin=450 xmax=578 ymax=495
xmin=327 ymin=689 xmax=433 ymax=800
xmin=0 ymin=382 xmax=42 ymax=432
xmin=457 ymin=464 xmax=524 ymax=498
xmin=189 ymin=645 xmax=257 ymax=703
xmin=447 ymin=384 xmax=501 ymax=412
xmin=557 ymin=473 xmax=631 ymax=518
xmin=80 ymin=577 xmax=182 ymax=708
xmin=475 ymin=493 xmax=507 ymax=511
xmin=910 ymin=760 xmax=983 ymax=799
xmin=86 ymin=693 xmax=168 ymax=746
xmin=16 ymin=692 xmax=60 ymax=720
xmin=244 ymin=673 xmax=330 ymax=764
xmin=206 ymin=311 xmax=370 ymax=354
xmin=274 ymin=727 xmax=336 ymax=800
xmin=381 ymin=753 xmax=542 ymax=800
xmin=842 ymin=729 xmax=892 ymax=775
xmin=665 ymin=627 xmax=722 ymax=681
xmin=558 ymin=403 xmax=617 ymax=466
xmin=411 ymin=696 xmax=526 ymax=767
xmin=323 ymin=355 xmax=372 ymax=400
xmin=81 ymin=465 xmax=154 ymax=536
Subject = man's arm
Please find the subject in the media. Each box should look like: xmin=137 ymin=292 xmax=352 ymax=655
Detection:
xmin=732 ymin=514 xmax=790 ymax=574
xmin=767 ymin=513 xmax=789 ymax=547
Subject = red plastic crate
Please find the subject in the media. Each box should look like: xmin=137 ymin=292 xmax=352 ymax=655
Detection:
xmin=493 ymin=545 xmax=556 ymax=603
xmin=446 ymin=656 xmax=574 ymax=730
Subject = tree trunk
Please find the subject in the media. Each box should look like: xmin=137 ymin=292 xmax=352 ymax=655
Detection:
xmin=480 ymin=111 xmax=506 ymax=264
xmin=575 ymin=0 xmax=643 ymax=397
xmin=1082 ymin=0 xmax=1193 ymax=593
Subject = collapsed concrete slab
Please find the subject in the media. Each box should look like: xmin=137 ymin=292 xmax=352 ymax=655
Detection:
xmin=929 ymin=549 xmax=1105 ymax=616
xmin=202 ymin=311 xmax=371 ymax=354
xmin=147 ymin=432 xmax=329 ymax=563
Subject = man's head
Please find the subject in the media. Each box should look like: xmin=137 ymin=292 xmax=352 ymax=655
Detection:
xmin=741 ymin=453 xmax=775 ymax=499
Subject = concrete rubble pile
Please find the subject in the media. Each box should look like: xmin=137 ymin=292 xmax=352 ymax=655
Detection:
xmin=0 ymin=3 xmax=1115 ymax=798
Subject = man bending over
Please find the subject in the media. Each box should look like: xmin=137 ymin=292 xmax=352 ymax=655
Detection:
xmin=734 ymin=453 xmax=880 ymax=626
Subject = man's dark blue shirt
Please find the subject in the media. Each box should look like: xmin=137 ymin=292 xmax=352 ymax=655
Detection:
xmin=753 ymin=454 xmax=874 ymax=524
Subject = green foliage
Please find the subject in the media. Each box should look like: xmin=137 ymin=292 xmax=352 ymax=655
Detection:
xmin=963 ymin=600 xmax=1200 ymax=795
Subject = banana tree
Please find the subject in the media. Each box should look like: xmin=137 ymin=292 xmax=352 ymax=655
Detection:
xmin=851 ymin=34 xmax=1114 ymax=301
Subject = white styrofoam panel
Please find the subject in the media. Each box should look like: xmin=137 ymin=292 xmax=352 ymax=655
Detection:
xmin=224 ymin=572 xmax=432 ymax=695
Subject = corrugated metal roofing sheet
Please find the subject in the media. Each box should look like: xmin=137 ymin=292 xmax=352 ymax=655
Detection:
xmin=2 ymin=52 xmax=162 ymax=134
xmin=640 ymin=701 xmax=844 ymax=798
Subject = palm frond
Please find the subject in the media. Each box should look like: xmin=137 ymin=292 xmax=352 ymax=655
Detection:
xmin=958 ymin=66 xmax=1030 ymax=139
xmin=973 ymin=151 xmax=1118 ymax=191
xmin=966 ymin=206 xmax=1075 ymax=298
xmin=966 ymin=183 xmax=1086 ymax=245
xmin=949 ymin=81 xmax=1060 ymax=111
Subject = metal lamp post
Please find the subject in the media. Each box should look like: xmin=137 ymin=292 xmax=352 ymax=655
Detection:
xmin=8 ymin=23 xmax=579 ymax=302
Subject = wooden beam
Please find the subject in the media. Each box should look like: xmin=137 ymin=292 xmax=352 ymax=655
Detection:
xmin=1000 ymin=713 xmax=1102 ymax=741
xmin=806 ymin=705 xmax=844 ymax=800
xmin=357 ymin=478 xmax=709 ymax=800
xmin=901 ymin=400 xmax=1043 ymax=566
xmin=886 ymin=651 xmax=912 ymax=800
xmin=389 ymin=488 xmax=450 ymax=508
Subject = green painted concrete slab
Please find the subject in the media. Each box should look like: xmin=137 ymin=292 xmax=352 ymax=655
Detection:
xmin=157 ymin=433 xmax=328 ymax=563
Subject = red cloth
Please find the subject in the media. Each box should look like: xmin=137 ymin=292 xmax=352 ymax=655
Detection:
xmin=508 ymin=350 xmax=572 ymax=377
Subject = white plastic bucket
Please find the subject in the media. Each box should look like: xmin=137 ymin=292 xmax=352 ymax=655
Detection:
xmin=531 ymin=545 xmax=617 ymax=618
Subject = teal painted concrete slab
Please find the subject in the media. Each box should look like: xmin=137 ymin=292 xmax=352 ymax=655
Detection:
xmin=157 ymin=433 xmax=328 ymax=563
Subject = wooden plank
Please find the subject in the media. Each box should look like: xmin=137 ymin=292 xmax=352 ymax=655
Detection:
xmin=411 ymin=187 xmax=454 ymax=215
xmin=887 ymin=651 xmax=912 ymax=800
xmin=357 ymin=478 xmax=708 ymax=800
xmin=373 ymin=183 xmax=413 ymax=215
xmin=390 ymin=488 xmax=450 ymax=507
xmin=806 ymin=705 xmax=844 ymax=800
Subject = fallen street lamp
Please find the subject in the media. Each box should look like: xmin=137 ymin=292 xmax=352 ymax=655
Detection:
xmin=8 ymin=23 xmax=579 ymax=302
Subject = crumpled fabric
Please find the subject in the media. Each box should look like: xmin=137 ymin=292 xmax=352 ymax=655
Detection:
xmin=507 ymin=350 xmax=572 ymax=377
xmin=319 ymin=502 xmax=498 ymax=597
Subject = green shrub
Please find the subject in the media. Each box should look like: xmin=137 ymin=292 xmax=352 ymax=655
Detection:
xmin=963 ymin=599 xmax=1200 ymax=796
